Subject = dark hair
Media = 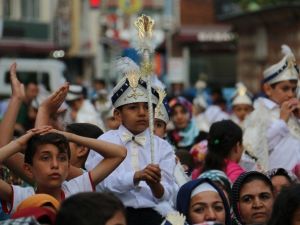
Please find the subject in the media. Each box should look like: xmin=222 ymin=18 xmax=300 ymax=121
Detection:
xmin=175 ymin=149 xmax=195 ymax=176
xmin=231 ymin=171 xmax=273 ymax=224
xmin=66 ymin=123 xmax=103 ymax=139
xmin=268 ymin=184 xmax=300 ymax=225
xmin=203 ymin=120 xmax=242 ymax=172
xmin=267 ymin=168 xmax=293 ymax=184
xmin=55 ymin=192 xmax=125 ymax=225
xmin=24 ymin=133 xmax=70 ymax=165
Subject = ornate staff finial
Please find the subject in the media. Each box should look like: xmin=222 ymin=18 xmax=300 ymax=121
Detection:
xmin=134 ymin=14 xmax=155 ymax=40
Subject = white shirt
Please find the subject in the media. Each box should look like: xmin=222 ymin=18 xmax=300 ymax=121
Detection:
xmin=1 ymin=172 xmax=93 ymax=214
xmin=243 ymin=97 xmax=300 ymax=171
xmin=85 ymin=125 xmax=176 ymax=209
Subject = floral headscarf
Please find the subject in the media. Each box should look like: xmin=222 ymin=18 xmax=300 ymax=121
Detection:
xmin=169 ymin=96 xmax=193 ymax=119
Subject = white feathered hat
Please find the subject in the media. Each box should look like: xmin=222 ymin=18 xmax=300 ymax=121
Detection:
xmin=231 ymin=82 xmax=252 ymax=106
xmin=263 ymin=45 xmax=299 ymax=84
xmin=111 ymin=57 xmax=159 ymax=108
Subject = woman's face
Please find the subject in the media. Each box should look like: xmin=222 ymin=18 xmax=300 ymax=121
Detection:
xmin=171 ymin=105 xmax=190 ymax=130
xmin=239 ymin=180 xmax=274 ymax=225
xmin=189 ymin=191 xmax=226 ymax=224
xmin=271 ymin=175 xmax=291 ymax=196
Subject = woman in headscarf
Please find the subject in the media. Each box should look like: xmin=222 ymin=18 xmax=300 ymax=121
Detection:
xmin=199 ymin=170 xmax=232 ymax=201
xmin=176 ymin=178 xmax=231 ymax=225
xmin=168 ymin=96 xmax=207 ymax=151
xmin=231 ymin=171 xmax=274 ymax=225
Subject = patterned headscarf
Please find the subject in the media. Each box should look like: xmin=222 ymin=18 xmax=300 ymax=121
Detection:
xmin=199 ymin=170 xmax=232 ymax=195
xmin=231 ymin=171 xmax=273 ymax=225
xmin=169 ymin=96 xmax=193 ymax=119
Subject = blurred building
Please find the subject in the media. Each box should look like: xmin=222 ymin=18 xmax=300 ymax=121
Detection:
xmin=220 ymin=3 xmax=300 ymax=94
xmin=167 ymin=0 xmax=237 ymax=88
xmin=0 ymin=0 xmax=59 ymax=57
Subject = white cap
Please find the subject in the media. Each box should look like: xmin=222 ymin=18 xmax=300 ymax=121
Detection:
xmin=111 ymin=72 xmax=159 ymax=108
xmin=154 ymin=88 xmax=170 ymax=124
xmin=231 ymin=83 xmax=252 ymax=106
xmin=263 ymin=45 xmax=299 ymax=84
xmin=66 ymin=85 xmax=83 ymax=101
xmin=191 ymin=183 xmax=218 ymax=198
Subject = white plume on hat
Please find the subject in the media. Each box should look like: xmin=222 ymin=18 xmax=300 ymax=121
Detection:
xmin=231 ymin=82 xmax=252 ymax=106
xmin=263 ymin=44 xmax=299 ymax=84
xmin=111 ymin=57 xmax=159 ymax=108
xmin=114 ymin=57 xmax=140 ymax=82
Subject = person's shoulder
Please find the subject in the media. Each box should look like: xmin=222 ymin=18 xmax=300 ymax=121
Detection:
xmin=154 ymin=135 xmax=173 ymax=150
xmin=101 ymin=129 xmax=119 ymax=137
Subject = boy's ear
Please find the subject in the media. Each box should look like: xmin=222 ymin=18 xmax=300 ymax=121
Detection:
xmin=263 ymin=83 xmax=272 ymax=97
xmin=77 ymin=146 xmax=89 ymax=158
xmin=23 ymin=163 xmax=34 ymax=179
xmin=114 ymin=109 xmax=121 ymax=120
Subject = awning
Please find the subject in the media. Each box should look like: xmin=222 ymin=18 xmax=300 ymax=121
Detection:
xmin=0 ymin=39 xmax=59 ymax=55
xmin=176 ymin=25 xmax=235 ymax=43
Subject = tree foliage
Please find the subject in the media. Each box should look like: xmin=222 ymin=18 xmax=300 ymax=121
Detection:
xmin=233 ymin=0 xmax=299 ymax=11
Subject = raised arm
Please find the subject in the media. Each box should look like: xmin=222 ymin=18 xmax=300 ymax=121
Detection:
xmin=0 ymin=63 xmax=25 ymax=146
xmin=0 ymin=63 xmax=33 ymax=183
xmin=59 ymin=130 xmax=127 ymax=186
xmin=35 ymin=83 xmax=69 ymax=127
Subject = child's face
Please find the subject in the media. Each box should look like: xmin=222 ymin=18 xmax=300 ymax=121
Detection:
xmin=28 ymin=143 xmax=70 ymax=189
xmin=232 ymin=104 xmax=253 ymax=121
xmin=264 ymin=80 xmax=297 ymax=105
xmin=154 ymin=119 xmax=166 ymax=138
xmin=116 ymin=102 xmax=149 ymax=135
xmin=171 ymin=105 xmax=190 ymax=130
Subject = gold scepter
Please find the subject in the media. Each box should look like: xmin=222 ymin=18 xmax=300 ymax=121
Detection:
xmin=134 ymin=15 xmax=155 ymax=163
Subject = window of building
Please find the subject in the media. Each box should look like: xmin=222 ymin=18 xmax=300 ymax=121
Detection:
xmin=21 ymin=0 xmax=40 ymax=21
xmin=3 ymin=0 xmax=12 ymax=19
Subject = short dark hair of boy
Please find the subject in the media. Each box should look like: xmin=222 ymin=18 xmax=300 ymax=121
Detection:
xmin=66 ymin=123 xmax=103 ymax=139
xmin=24 ymin=133 xmax=70 ymax=165
xmin=55 ymin=192 xmax=125 ymax=225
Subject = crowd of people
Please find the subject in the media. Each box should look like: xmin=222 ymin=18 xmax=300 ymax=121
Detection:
xmin=0 ymin=44 xmax=300 ymax=225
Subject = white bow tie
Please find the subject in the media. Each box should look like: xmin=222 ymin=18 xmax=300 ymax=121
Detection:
xmin=121 ymin=132 xmax=146 ymax=146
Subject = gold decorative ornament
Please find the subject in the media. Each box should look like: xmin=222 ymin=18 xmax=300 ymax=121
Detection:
xmin=140 ymin=62 xmax=153 ymax=77
xmin=134 ymin=14 xmax=154 ymax=40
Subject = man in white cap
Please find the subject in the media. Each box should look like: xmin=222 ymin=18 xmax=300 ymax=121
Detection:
xmin=243 ymin=45 xmax=300 ymax=175
xmin=65 ymin=84 xmax=104 ymax=130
